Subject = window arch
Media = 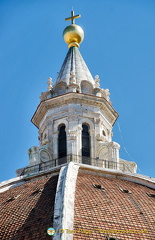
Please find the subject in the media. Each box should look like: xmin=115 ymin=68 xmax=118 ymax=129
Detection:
xmin=82 ymin=124 xmax=90 ymax=164
xmin=58 ymin=124 xmax=67 ymax=159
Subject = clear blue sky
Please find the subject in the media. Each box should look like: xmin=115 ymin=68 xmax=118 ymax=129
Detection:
xmin=0 ymin=0 xmax=155 ymax=182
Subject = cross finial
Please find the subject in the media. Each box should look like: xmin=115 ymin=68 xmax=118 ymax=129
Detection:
xmin=65 ymin=10 xmax=81 ymax=24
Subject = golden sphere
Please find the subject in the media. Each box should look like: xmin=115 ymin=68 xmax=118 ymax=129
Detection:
xmin=63 ymin=24 xmax=84 ymax=48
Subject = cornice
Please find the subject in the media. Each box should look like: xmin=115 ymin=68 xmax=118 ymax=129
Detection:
xmin=31 ymin=93 xmax=119 ymax=128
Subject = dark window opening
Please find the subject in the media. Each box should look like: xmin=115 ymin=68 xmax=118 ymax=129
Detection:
xmin=5 ymin=194 xmax=20 ymax=203
xmin=146 ymin=193 xmax=155 ymax=198
xmin=82 ymin=124 xmax=90 ymax=164
xmin=30 ymin=189 xmax=43 ymax=196
xmin=118 ymin=186 xmax=131 ymax=194
xmin=58 ymin=125 xmax=67 ymax=164
xmin=93 ymin=184 xmax=104 ymax=190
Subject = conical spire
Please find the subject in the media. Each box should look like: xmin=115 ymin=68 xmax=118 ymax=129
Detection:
xmin=55 ymin=46 xmax=95 ymax=85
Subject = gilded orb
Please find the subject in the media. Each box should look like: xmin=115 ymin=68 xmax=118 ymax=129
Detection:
xmin=63 ymin=24 xmax=84 ymax=48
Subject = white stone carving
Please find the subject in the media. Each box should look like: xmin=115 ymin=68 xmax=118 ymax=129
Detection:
xmin=54 ymin=82 xmax=67 ymax=96
xmin=28 ymin=146 xmax=40 ymax=166
xmin=119 ymin=158 xmax=137 ymax=173
xmin=69 ymin=71 xmax=76 ymax=84
xmin=101 ymin=88 xmax=110 ymax=101
xmin=81 ymin=80 xmax=93 ymax=94
xmin=96 ymin=133 xmax=107 ymax=142
xmin=40 ymin=149 xmax=50 ymax=162
xmin=99 ymin=146 xmax=108 ymax=159
xmin=47 ymin=77 xmax=53 ymax=90
xmin=28 ymin=145 xmax=51 ymax=166
xmin=94 ymin=75 xmax=100 ymax=88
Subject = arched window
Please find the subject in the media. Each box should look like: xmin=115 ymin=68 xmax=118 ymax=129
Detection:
xmin=82 ymin=124 xmax=90 ymax=164
xmin=58 ymin=125 xmax=67 ymax=160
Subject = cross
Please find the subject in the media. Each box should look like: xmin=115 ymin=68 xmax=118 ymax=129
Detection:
xmin=65 ymin=10 xmax=81 ymax=24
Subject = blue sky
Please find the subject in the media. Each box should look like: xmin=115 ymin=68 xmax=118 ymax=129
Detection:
xmin=0 ymin=0 xmax=155 ymax=182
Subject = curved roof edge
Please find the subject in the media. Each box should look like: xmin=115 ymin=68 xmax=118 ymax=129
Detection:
xmin=76 ymin=163 xmax=155 ymax=189
xmin=0 ymin=163 xmax=154 ymax=193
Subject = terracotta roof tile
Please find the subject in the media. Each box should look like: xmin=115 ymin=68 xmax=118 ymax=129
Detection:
xmin=0 ymin=174 xmax=58 ymax=240
xmin=73 ymin=171 xmax=155 ymax=239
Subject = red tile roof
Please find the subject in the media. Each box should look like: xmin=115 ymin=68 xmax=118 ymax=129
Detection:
xmin=73 ymin=171 xmax=155 ymax=239
xmin=0 ymin=174 xmax=58 ymax=240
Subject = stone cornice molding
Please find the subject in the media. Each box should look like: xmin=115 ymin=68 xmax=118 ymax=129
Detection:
xmin=31 ymin=93 xmax=118 ymax=128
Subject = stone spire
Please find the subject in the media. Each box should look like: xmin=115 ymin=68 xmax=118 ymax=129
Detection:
xmin=55 ymin=46 xmax=95 ymax=86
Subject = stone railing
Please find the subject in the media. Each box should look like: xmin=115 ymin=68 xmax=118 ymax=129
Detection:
xmin=19 ymin=154 xmax=132 ymax=176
